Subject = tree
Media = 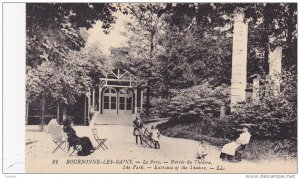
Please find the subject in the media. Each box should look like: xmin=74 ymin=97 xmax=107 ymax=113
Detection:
xmin=126 ymin=3 xmax=168 ymax=58
xmin=26 ymin=3 xmax=117 ymax=130
xmin=26 ymin=3 xmax=116 ymax=67
xmin=165 ymin=3 xmax=297 ymax=81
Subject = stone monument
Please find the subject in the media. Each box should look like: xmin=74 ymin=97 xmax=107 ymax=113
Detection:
xmin=268 ymin=46 xmax=282 ymax=96
xmin=230 ymin=11 xmax=248 ymax=110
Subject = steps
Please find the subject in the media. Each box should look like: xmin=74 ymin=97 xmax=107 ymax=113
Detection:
xmin=92 ymin=112 xmax=135 ymax=125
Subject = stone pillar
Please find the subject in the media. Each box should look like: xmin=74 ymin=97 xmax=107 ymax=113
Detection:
xmin=220 ymin=103 xmax=226 ymax=119
xmin=269 ymin=46 xmax=282 ymax=96
xmin=230 ymin=11 xmax=248 ymax=110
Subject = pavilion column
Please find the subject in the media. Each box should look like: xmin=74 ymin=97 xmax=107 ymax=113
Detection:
xmin=134 ymin=88 xmax=137 ymax=114
xmin=230 ymin=11 xmax=248 ymax=111
xmin=99 ymin=86 xmax=102 ymax=113
xmin=140 ymin=89 xmax=144 ymax=112
xmin=92 ymin=88 xmax=95 ymax=110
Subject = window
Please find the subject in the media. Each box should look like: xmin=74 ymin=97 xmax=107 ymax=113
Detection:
xmin=104 ymin=88 xmax=110 ymax=93
xmin=104 ymin=96 xmax=109 ymax=109
xmin=111 ymin=97 xmax=116 ymax=109
xmin=103 ymin=88 xmax=117 ymax=110
xmin=126 ymin=97 xmax=132 ymax=110
xmin=119 ymin=97 xmax=125 ymax=110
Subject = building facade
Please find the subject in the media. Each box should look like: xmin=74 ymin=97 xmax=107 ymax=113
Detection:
xmin=87 ymin=68 xmax=149 ymax=116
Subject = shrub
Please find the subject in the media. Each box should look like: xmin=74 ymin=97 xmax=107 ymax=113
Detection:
xmin=150 ymin=97 xmax=171 ymax=118
xmin=160 ymin=83 xmax=230 ymax=120
xmin=226 ymin=68 xmax=297 ymax=140
xmin=226 ymin=96 xmax=296 ymax=140
xmin=158 ymin=116 xmax=239 ymax=141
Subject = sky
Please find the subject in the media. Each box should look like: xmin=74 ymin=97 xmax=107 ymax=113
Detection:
xmin=85 ymin=10 xmax=132 ymax=55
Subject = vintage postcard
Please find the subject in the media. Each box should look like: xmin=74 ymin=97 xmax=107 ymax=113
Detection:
xmin=15 ymin=2 xmax=299 ymax=174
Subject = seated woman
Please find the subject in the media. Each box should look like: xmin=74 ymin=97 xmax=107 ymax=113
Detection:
xmin=63 ymin=119 xmax=94 ymax=156
xmin=220 ymin=127 xmax=251 ymax=162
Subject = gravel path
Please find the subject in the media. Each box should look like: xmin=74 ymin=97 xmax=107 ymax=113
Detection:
xmin=26 ymin=125 xmax=296 ymax=173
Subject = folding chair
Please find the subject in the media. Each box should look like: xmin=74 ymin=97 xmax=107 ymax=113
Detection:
xmin=91 ymin=128 xmax=108 ymax=150
xmin=47 ymin=119 xmax=66 ymax=153
xmin=51 ymin=137 xmax=65 ymax=153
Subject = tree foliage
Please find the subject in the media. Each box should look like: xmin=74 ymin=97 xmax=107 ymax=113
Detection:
xmin=26 ymin=3 xmax=117 ymax=129
xmin=26 ymin=3 xmax=116 ymax=101
xmin=26 ymin=3 xmax=116 ymax=67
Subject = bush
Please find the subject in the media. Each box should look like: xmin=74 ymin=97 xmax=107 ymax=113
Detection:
xmin=157 ymin=68 xmax=297 ymax=160
xmin=160 ymin=83 xmax=230 ymax=119
xmin=226 ymin=96 xmax=296 ymax=140
xmin=226 ymin=68 xmax=297 ymax=140
xmin=150 ymin=97 xmax=171 ymax=118
xmin=158 ymin=116 xmax=239 ymax=142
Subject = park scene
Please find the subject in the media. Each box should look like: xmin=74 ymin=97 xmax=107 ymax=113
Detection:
xmin=25 ymin=3 xmax=297 ymax=173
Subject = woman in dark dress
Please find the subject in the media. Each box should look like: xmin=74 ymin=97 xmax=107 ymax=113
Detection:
xmin=63 ymin=119 xmax=94 ymax=156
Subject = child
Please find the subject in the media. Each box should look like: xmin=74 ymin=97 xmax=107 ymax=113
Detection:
xmin=151 ymin=126 xmax=161 ymax=149
xmin=196 ymin=141 xmax=208 ymax=159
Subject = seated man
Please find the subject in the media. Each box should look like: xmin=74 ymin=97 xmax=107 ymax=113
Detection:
xmin=220 ymin=126 xmax=251 ymax=162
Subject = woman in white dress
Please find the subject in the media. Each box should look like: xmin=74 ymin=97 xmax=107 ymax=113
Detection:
xmin=220 ymin=127 xmax=251 ymax=162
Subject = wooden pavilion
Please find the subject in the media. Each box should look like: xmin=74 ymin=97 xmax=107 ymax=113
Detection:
xmin=86 ymin=68 xmax=149 ymax=118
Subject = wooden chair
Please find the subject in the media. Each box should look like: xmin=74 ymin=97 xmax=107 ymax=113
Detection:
xmin=235 ymin=144 xmax=248 ymax=161
xmin=91 ymin=128 xmax=108 ymax=150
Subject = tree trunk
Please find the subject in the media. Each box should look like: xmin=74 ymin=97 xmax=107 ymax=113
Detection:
xmin=286 ymin=4 xmax=293 ymax=47
xmin=56 ymin=105 xmax=59 ymax=123
xmin=150 ymin=31 xmax=154 ymax=59
xmin=84 ymin=96 xmax=87 ymax=126
xmin=40 ymin=92 xmax=45 ymax=132
xmin=285 ymin=4 xmax=294 ymax=69
xmin=263 ymin=43 xmax=269 ymax=75
xmin=62 ymin=106 xmax=67 ymax=121
xmin=146 ymin=87 xmax=150 ymax=116
xmin=26 ymin=101 xmax=29 ymax=125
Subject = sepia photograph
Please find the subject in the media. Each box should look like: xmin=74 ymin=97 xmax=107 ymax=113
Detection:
xmin=4 ymin=2 xmax=298 ymax=174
